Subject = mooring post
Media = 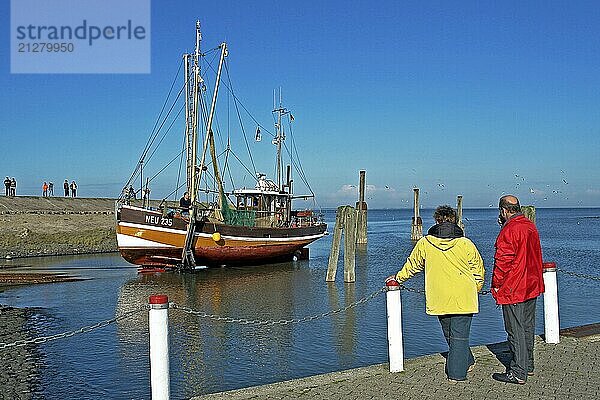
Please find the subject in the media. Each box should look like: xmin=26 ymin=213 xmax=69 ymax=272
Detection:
xmin=542 ymin=262 xmax=560 ymax=344
xmin=326 ymin=206 xmax=346 ymax=281
xmin=149 ymin=294 xmax=170 ymax=400
xmin=522 ymin=205 xmax=536 ymax=224
xmin=411 ymin=188 xmax=422 ymax=241
xmin=385 ymin=278 xmax=404 ymax=372
xmin=457 ymin=195 xmax=465 ymax=233
xmin=343 ymin=206 xmax=357 ymax=283
xmin=356 ymin=170 xmax=368 ymax=245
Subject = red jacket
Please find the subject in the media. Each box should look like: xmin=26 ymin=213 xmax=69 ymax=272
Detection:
xmin=492 ymin=214 xmax=544 ymax=304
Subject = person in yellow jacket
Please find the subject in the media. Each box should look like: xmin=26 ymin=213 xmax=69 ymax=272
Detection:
xmin=387 ymin=205 xmax=484 ymax=383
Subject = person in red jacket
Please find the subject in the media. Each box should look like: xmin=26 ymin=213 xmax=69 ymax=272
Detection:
xmin=491 ymin=195 xmax=544 ymax=385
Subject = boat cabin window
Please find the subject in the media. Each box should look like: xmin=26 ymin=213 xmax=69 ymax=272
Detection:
xmin=236 ymin=194 xmax=263 ymax=211
xmin=235 ymin=193 xmax=289 ymax=219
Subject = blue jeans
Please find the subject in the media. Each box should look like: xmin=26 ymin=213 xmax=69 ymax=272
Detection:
xmin=438 ymin=314 xmax=475 ymax=380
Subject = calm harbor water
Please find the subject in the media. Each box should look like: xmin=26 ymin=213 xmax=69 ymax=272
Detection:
xmin=1 ymin=208 xmax=599 ymax=399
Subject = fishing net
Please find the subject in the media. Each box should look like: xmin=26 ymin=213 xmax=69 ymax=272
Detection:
xmin=220 ymin=192 xmax=256 ymax=226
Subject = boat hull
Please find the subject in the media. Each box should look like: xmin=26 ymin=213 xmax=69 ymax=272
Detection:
xmin=116 ymin=205 xmax=326 ymax=267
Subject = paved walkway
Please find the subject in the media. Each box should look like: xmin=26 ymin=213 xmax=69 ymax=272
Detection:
xmin=193 ymin=325 xmax=600 ymax=400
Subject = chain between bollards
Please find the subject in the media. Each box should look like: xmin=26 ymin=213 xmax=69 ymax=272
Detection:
xmin=557 ymin=267 xmax=600 ymax=281
xmin=0 ymin=306 xmax=147 ymax=351
xmin=171 ymin=287 xmax=386 ymax=326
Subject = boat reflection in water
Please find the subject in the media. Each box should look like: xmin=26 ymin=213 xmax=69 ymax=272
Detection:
xmin=113 ymin=257 xmax=370 ymax=396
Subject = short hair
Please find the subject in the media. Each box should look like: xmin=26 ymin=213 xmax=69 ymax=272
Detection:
xmin=499 ymin=196 xmax=521 ymax=213
xmin=433 ymin=205 xmax=457 ymax=223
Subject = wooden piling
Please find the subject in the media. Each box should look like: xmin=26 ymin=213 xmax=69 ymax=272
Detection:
xmin=356 ymin=170 xmax=368 ymax=245
xmin=411 ymin=188 xmax=423 ymax=241
xmin=326 ymin=205 xmax=357 ymax=282
xmin=343 ymin=207 xmax=357 ymax=283
xmin=457 ymin=195 xmax=465 ymax=232
xmin=522 ymin=205 xmax=536 ymax=224
xmin=326 ymin=206 xmax=345 ymax=282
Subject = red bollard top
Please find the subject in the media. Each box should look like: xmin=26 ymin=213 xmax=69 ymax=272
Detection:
xmin=385 ymin=277 xmax=400 ymax=289
xmin=149 ymin=294 xmax=169 ymax=304
xmin=543 ymin=262 xmax=557 ymax=272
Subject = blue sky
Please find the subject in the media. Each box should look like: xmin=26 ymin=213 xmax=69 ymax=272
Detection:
xmin=2 ymin=0 xmax=599 ymax=209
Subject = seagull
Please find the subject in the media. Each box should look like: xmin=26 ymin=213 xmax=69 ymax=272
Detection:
xmin=529 ymin=188 xmax=535 ymax=193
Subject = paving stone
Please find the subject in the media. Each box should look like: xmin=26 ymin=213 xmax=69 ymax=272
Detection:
xmin=192 ymin=334 xmax=600 ymax=400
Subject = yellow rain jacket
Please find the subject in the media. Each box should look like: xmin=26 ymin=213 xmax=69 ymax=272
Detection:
xmin=395 ymin=231 xmax=484 ymax=315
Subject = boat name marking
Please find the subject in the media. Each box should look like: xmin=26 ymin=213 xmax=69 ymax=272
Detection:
xmin=145 ymin=214 xmax=173 ymax=227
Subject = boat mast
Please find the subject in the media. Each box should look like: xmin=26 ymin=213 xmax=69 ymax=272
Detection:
xmin=273 ymin=88 xmax=288 ymax=190
xmin=182 ymin=35 xmax=228 ymax=269
xmin=184 ymin=20 xmax=203 ymax=204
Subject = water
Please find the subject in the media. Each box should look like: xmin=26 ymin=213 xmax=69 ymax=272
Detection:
xmin=1 ymin=208 xmax=599 ymax=399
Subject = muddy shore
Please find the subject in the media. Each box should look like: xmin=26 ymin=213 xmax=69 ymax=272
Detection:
xmin=0 ymin=306 xmax=41 ymax=398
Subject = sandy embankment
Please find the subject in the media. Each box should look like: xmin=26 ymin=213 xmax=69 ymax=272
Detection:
xmin=0 ymin=196 xmax=118 ymax=259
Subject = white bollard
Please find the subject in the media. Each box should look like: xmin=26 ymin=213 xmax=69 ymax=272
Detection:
xmin=542 ymin=262 xmax=560 ymax=344
xmin=149 ymin=294 xmax=170 ymax=400
xmin=386 ymin=279 xmax=404 ymax=372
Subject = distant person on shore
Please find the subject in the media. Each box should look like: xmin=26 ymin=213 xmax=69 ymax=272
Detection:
xmin=48 ymin=182 xmax=54 ymax=196
xmin=4 ymin=177 xmax=10 ymax=196
xmin=64 ymin=179 xmax=69 ymax=197
xmin=387 ymin=205 xmax=484 ymax=383
xmin=70 ymin=181 xmax=77 ymax=197
xmin=491 ymin=195 xmax=544 ymax=385
xmin=179 ymin=192 xmax=191 ymax=215
xmin=10 ymin=178 xmax=16 ymax=196
xmin=42 ymin=182 xmax=48 ymax=197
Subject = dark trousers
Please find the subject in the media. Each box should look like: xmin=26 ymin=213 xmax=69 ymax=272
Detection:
xmin=438 ymin=314 xmax=474 ymax=380
xmin=502 ymin=297 xmax=537 ymax=381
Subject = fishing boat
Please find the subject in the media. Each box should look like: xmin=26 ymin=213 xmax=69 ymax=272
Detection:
xmin=115 ymin=21 xmax=327 ymax=269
